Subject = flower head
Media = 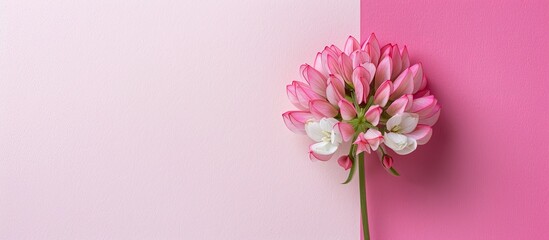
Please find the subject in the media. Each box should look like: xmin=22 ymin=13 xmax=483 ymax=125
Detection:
xmin=282 ymin=34 xmax=440 ymax=173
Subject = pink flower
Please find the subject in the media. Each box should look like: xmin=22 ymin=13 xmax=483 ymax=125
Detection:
xmin=282 ymin=111 xmax=313 ymax=134
xmin=354 ymin=129 xmax=383 ymax=154
xmin=382 ymin=155 xmax=394 ymax=169
xmin=282 ymin=34 xmax=440 ymax=170
xmin=338 ymin=155 xmax=353 ymax=170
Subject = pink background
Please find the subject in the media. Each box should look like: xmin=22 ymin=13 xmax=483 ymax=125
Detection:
xmin=361 ymin=0 xmax=549 ymax=239
xmin=1 ymin=0 xmax=548 ymax=239
xmin=0 ymin=0 xmax=362 ymax=239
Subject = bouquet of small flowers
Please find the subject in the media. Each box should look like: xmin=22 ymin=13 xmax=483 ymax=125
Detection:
xmin=282 ymin=34 xmax=440 ymax=239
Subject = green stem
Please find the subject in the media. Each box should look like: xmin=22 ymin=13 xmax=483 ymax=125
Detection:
xmin=358 ymin=152 xmax=370 ymax=240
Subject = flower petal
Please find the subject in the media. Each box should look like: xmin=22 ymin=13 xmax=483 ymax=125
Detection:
xmin=373 ymin=80 xmax=393 ymax=107
xmin=344 ymin=36 xmax=360 ymax=55
xmin=419 ymin=105 xmax=441 ymax=126
xmin=409 ymin=64 xmax=423 ymax=94
xmin=361 ymin=33 xmax=380 ymax=66
xmin=364 ymin=129 xmax=383 ymax=151
xmin=382 ymin=155 xmax=393 ymax=169
xmin=386 ymin=112 xmax=419 ymax=134
xmin=310 ymin=141 xmax=338 ymax=156
xmin=350 ymin=50 xmax=370 ymax=68
xmin=352 ymin=67 xmax=371 ymax=104
xmin=365 ymin=105 xmax=382 ymax=126
xmin=406 ymin=125 xmax=433 ymax=145
xmin=391 ymin=68 xmax=414 ymax=99
xmin=384 ymin=132 xmax=408 ymax=151
xmin=286 ymin=83 xmax=303 ymax=110
xmin=302 ymin=65 xmax=327 ymax=97
xmin=313 ymin=52 xmax=327 ymax=75
xmin=337 ymin=155 xmax=353 ymax=170
xmin=390 ymin=44 xmax=402 ymax=79
xmin=305 ymin=120 xmax=323 ymax=142
xmin=374 ymin=56 xmax=392 ymax=88
xmin=411 ymin=95 xmax=437 ymax=118
xmin=336 ymin=122 xmax=355 ymax=142
xmin=362 ymin=62 xmax=376 ymax=83
xmin=398 ymin=113 xmax=419 ymax=134
xmin=326 ymin=76 xmax=345 ymax=106
xmin=309 ymin=100 xmax=338 ymax=119
xmin=401 ymin=46 xmax=410 ymax=70
xmin=353 ymin=132 xmax=371 ymax=154
xmin=338 ymin=99 xmax=357 ymax=120
xmin=294 ymin=81 xmax=322 ymax=109
xmin=339 ymin=54 xmax=353 ymax=83
xmin=386 ymin=94 xmax=413 ymax=116
xmin=282 ymin=111 xmax=313 ymax=134
xmin=319 ymin=117 xmax=339 ymax=132
xmin=309 ymin=147 xmax=334 ymax=161
xmin=394 ymin=137 xmax=417 ymax=155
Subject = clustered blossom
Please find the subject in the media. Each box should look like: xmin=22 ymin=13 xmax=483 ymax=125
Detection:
xmin=282 ymin=34 xmax=441 ymax=173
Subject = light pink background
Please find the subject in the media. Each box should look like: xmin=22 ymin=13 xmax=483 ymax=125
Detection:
xmin=0 ymin=0 xmax=362 ymax=239
xmin=361 ymin=0 xmax=549 ymax=239
xmin=1 ymin=0 xmax=548 ymax=239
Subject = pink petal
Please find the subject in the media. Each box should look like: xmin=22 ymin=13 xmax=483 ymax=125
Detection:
xmin=344 ymin=36 xmax=360 ymax=55
xmin=336 ymin=122 xmax=355 ymax=142
xmin=364 ymin=129 xmax=383 ymax=151
xmin=339 ymin=54 xmax=353 ymax=83
xmin=419 ymin=75 xmax=428 ymax=91
xmin=410 ymin=95 xmax=437 ymax=118
xmin=386 ymin=94 xmax=413 ymax=116
xmin=313 ymin=52 xmax=327 ymax=75
xmin=354 ymin=133 xmax=371 ymax=154
xmin=409 ymin=64 xmax=423 ymax=93
xmin=330 ymin=44 xmax=343 ymax=56
xmin=390 ymin=44 xmax=402 ymax=79
xmin=282 ymin=111 xmax=313 ymax=134
xmin=374 ymin=56 xmax=392 ymax=88
xmin=337 ymin=155 xmax=353 ymax=170
xmin=302 ymin=65 xmax=327 ymax=97
xmin=286 ymin=83 xmax=303 ymax=110
xmin=338 ymin=99 xmax=357 ymax=120
xmin=309 ymin=149 xmax=333 ymax=161
xmin=401 ymin=46 xmax=410 ymax=70
xmin=352 ymin=67 xmax=371 ymax=104
xmin=382 ymin=155 xmax=393 ymax=169
xmin=365 ymin=105 xmax=382 ymax=126
xmin=373 ymin=80 xmax=393 ymax=107
xmin=362 ymin=62 xmax=376 ymax=83
xmin=418 ymin=105 xmax=441 ymax=126
xmin=309 ymin=99 xmax=338 ymax=119
xmin=326 ymin=76 xmax=345 ymax=106
xmin=406 ymin=125 xmax=433 ymax=145
xmin=361 ymin=33 xmax=380 ymax=66
xmin=326 ymin=54 xmax=341 ymax=76
xmin=294 ymin=81 xmax=322 ymax=109
xmin=350 ymin=50 xmax=370 ymax=68
xmin=391 ymin=68 xmax=414 ymax=99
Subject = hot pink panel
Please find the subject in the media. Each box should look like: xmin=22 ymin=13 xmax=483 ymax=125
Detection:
xmin=361 ymin=1 xmax=549 ymax=239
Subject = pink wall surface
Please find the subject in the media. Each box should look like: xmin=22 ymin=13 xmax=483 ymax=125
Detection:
xmin=0 ymin=0 xmax=362 ymax=239
xmin=361 ymin=0 xmax=549 ymax=239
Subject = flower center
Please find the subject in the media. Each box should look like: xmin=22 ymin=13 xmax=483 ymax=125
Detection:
xmin=321 ymin=130 xmax=332 ymax=142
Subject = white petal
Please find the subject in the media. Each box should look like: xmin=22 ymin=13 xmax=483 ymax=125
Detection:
xmin=383 ymin=132 xmax=408 ymax=151
xmin=330 ymin=129 xmax=342 ymax=145
xmin=319 ymin=118 xmax=339 ymax=132
xmin=394 ymin=138 xmax=417 ymax=155
xmin=386 ymin=114 xmax=403 ymax=132
xmin=310 ymin=141 xmax=339 ymax=155
xmin=399 ymin=113 xmax=419 ymax=134
xmin=305 ymin=121 xmax=323 ymax=142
